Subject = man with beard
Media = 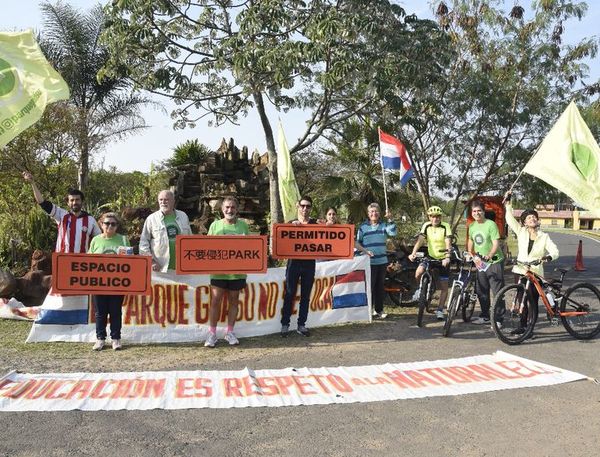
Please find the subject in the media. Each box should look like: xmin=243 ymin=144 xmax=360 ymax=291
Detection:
xmin=204 ymin=196 xmax=249 ymax=348
xmin=23 ymin=172 xmax=101 ymax=253
xmin=139 ymin=189 xmax=192 ymax=272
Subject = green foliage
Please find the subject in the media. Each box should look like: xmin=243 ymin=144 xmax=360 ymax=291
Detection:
xmin=40 ymin=1 xmax=154 ymax=191
xmin=164 ymin=140 xmax=212 ymax=168
xmin=376 ymin=0 xmax=598 ymax=230
xmin=100 ymin=0 xmax=447 ymax=222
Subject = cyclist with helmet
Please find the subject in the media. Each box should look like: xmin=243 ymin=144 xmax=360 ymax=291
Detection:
xmin=408 ymin=205 xmax=453 ymax=320
xmin=504 ymin=192 xmax=559 ymax=332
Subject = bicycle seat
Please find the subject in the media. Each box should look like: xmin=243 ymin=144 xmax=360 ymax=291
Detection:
xmin=554 ymin=267 xmax=570 ymax=274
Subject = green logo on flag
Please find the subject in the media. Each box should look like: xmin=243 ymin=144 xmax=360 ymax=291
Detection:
xmin=571 ymin=142 xmax=597 ymax=180
xmin=0 ymin=58 xmax=17 ymax=97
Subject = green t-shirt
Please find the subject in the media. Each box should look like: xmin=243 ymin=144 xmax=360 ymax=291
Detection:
xmin=420 ymin=221 xmax=452 ymax=260
xmin=164 ymin=213 xmax=180 ymax=270
xmin=207 ymin=218 xmax=249 ymax=280
xmin=88 ymin=234 xmax=130 ymax=254
xmin=469 ymin=219 xmax=503 ymax=264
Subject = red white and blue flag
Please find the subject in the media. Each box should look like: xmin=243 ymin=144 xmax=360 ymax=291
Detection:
xmin=331 ymin=270 xmax=368 ymax=309
xmin=379 ymin=129 xmax=414 ymax=186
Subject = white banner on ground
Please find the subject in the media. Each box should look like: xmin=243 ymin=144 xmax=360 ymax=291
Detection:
xmin=0 ymin=298 xmax=40 ymax=321
xmin=26 ymin=257 xmax=371 ymax=343
xmin=0 ymin=352 xmax=586 ymax=412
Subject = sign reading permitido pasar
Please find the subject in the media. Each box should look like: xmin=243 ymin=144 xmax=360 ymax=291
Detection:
xmin=271 ymin=224 xmax=355 ymax=260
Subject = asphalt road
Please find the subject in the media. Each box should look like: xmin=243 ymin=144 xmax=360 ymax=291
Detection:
xmin=1 ymin=231 xmax=599 ymax=457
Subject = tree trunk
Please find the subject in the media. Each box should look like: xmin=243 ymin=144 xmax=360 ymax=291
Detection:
xmin=77 ymin=110 xmax=89 ymax=192
xmin=253 ymin=91 xmax=282 ymax=225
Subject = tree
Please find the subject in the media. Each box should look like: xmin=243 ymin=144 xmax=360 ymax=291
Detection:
xmin=377 ymin=0 xmax=598 ymax=230
xmin=40 ymin=1 xmax=154 ymax=192
xmin=100 ymin=0 xmax=448 ymax=223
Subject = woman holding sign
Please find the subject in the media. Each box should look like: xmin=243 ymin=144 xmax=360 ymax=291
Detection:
xmin=88 ymin=212 xmax=130 ymax=351
xmin=204 ymin=197 xmax=249 ymax=348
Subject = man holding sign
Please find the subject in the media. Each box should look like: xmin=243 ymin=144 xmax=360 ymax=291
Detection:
xmin=280 ymin=196 xmax=317 ymax=337
xmin=204 ymin=197 xmax=249 ymax=348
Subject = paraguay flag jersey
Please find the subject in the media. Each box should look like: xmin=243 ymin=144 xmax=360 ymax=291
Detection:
xmin=47 ymin=204 xmax=101 ymax=253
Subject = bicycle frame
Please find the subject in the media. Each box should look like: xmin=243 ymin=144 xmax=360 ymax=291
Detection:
xmin=521 ymin=269 xmax=588 ymax=319
xmin=446 ymin=254 xmax=474 ymax=309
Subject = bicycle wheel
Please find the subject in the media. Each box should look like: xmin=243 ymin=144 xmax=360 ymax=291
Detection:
xmin=461 ymin=282 xmax=476 ymax=322
xmin=443 ymin=287 xmax=461 ymax=337
xmin=417 ymin=275 xmax=430 ymax=327
xmin=560 ymin=282 xmax=600 ymax=339
xmin=491 ymin=284 xmax=538 ymax=345
xmin=386 ymin=270 xmax=416 ymax=306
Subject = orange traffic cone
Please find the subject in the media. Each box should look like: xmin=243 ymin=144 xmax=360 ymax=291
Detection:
xmin=574 ymin=239 xmax=586 ymax=271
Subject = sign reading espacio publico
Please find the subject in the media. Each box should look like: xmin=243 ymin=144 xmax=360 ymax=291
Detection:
xmin=52 ymin=253 xmax=152 ymax=295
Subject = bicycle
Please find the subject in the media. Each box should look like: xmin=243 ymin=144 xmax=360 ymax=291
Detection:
xmin=491 ymin=258 xmax=600 ymax=345
xmin=411 ymin=252 xmax=444 ymax=327
xmin=442 ymin=248 xmax=478 ymax=337
xmin=384 ymin=250 xmax=418 ymax=306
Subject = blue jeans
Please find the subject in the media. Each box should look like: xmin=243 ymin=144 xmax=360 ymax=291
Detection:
xmin=281 ymin=260 xmax=316 ymax=327
xmin=93 ymin=295 xmax=124 ymax=340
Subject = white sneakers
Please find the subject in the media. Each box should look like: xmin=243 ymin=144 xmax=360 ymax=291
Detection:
xmin=204 ymin=332 xmax=218 ymax=348
xmin=436 ymin=310 xmax=445 ymax=320
xmin=205 ymin=331 xmax=240 ymax=348
xmin=92 ymin=339 xmax=104 ymax=351
xmin=224 ymin=332 xmax=240 ymax=345
xmin=93 ymin=339 xmax=122 ymax=351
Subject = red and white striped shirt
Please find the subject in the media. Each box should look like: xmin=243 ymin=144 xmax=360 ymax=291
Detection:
xmin=46 ymin=203 xmax=102 ymax=253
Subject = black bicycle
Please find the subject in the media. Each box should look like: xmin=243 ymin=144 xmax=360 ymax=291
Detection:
xmin=384 ymin=250 xmax=418 ymax=306
xmin=442 ymin=249 xmax=477 ymax=337
xmin=412 ymin=252 xmax=444 ymax=327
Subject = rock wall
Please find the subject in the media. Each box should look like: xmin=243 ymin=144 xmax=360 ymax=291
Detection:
xmin=169 ymin=138 xmax=270 ymax=234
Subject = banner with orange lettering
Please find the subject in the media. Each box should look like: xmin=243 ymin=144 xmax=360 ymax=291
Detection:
xmin=0 ymin=352 xmax=586 ymax=411
xmin=26 ymin=256 xmax=371 ymax=343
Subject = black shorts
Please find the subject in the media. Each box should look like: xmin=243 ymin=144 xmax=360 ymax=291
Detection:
xmin=433 ymin=264 xmax=450 ymax=280
xmin=210 ymin=279 xmax=247 ymax=291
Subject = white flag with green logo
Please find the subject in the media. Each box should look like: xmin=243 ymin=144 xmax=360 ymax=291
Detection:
xmin=277 ymin=121 xmax=301 ymax=222
xmin=523 ymin=101 xmax=600 ymax=211
xmin=0 ymin=30 xmax=70 ymax=148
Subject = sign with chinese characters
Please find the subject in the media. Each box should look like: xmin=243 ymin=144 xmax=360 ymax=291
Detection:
xmin=176 ymin=235 xmax=268 ymax=275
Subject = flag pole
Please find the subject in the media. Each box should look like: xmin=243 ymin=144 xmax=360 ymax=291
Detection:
xmin=378 ymin=128 xmax=390 ymax=213
xmin=502 ymin=143 xmax=542 ymax=203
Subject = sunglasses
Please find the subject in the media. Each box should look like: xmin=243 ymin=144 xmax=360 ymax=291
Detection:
xmin=103 ymin=221 xmax=117 ymax=227
xmin=299 ymin=204 xmax=312 ymax=208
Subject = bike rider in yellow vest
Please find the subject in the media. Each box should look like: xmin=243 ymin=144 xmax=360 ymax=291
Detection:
xmin=408 ymin=206 xmax=453 ymax=320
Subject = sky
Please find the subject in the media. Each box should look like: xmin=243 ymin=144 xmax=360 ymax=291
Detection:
xmin=2 ymin=0 xmax=599 ymax=172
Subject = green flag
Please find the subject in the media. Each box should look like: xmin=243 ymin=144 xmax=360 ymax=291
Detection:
xmin=523 ymin=101 xmax=600 ymax=210
xmin=277 ymin=121 xmax=301 ymax=222
xmin=0 ymin=30 xmax=70 ymax=148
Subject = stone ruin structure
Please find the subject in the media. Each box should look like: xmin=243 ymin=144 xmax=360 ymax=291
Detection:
xmin=0 ymin=138 xmax=271 ymax=306
xmin=169 ymin=138 xmax=270 ymax=234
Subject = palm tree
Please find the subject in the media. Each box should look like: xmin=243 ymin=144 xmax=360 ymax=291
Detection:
xmin=40 ymin=1 xmax=154 ymax=191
